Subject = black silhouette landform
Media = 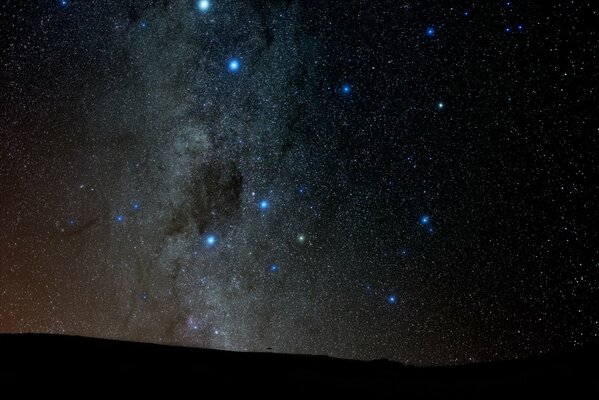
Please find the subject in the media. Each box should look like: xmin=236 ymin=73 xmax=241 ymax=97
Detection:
xmin=1 ymin=333 xmax=597 ymax=396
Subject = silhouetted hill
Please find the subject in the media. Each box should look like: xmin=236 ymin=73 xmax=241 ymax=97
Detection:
xmin=1 ymin=333 xmax=597 ymax=396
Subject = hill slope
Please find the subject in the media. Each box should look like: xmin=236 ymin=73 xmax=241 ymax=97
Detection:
xmin=1 ymin=333 xmax=597 ymax=396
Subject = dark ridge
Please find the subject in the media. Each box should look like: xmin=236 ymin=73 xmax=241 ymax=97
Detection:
xmin=1 ymin=333 xmax=597 ymax=395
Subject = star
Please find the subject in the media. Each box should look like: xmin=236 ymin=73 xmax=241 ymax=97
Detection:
xmin=426 ymin=26 xmax=436 ymax=37
xmin=131 ymin=201 xmax=141 ymax=211
xmin=58 ymin=0 xmax=69 ymax=8
xmin=420 ymin=215 xmax=430 ymax=225
xmin=269 ymin=264 xmax=280 ymax=272
xmin=341 ymin=84 xmax=352 ymax=95
xmin=114 ymin=214 xmax=125 ymax=224
xmin=438 ymin=102 xmax=445 ymax=110
xmin=139 ymin=20 xmax=148 ymax=29
xmin=197 ymin=0 xmax=211 ymax=12
xmin=67 ymin=218 xmax=76 ymax=226
xmin=228 ymin=58 xmax=241 ymax=73
xmin=297 ymin=234 xmax=306 ymax=244
xmin=204 ymin=234 xmax=218 ymax=247
xmin=187 ymin=315 xmax=200 ymax=331
xmin=387 ymin=294 xmax=397 ymax=304
xmin=259 ymin=199 xmax=270 ymax=210
xmin=505 ymin=26 xmax=512 ymax=33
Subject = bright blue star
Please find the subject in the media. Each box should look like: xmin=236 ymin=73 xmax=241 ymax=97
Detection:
xmin=464 ymin=11 xmax=470 ymax=16
xmin=59 ymin=0 xmax=69 ymax=8
xmin=505 ymin=26 xmax=512 ymax=33
xmin=205 ymin=234 xmax=218 ymax=247
xmin=228 ymin=58 xmax=241 ymax=73
xmin=387 ymin=294 xmax=397 ymax=304
xmin=426 ymin=26 xmax=436 ymax=37
xmin=341 ymin=84 xmax=351 ymax=95
xmin=132 ymin=201 xmax=141 ymax=211
xmin=259 ymin=199 xmax=270 ymax=210
xmin=420 ymin=215 xmax=430 ymax=225
xmin=437 ymin=102 xmax=445 ymax=110
xmin=139 ymin=20 xmax=148 ymax=29
xmin=517 ymin=24 xmax=524 ymax=31
xmin=270 ymin=264 xmax=280 ymax=272
xmin=197 ymin=0 xmax=211 ymax=12
xmin=115 ymin=214 xmax=125 ymax=224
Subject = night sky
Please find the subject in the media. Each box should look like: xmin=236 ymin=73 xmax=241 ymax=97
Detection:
xmin=1 ymin=0 xmax=598 ymax=366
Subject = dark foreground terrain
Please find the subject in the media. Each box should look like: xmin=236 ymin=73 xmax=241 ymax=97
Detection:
xmin=1 ymin=334 xmax=597 ymax=396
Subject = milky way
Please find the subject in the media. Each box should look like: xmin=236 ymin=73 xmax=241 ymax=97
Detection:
xmin=1 ymin=1 xmax=598 ymax=365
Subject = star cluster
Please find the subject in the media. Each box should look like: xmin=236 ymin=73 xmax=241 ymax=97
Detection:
xmin=0 ymin=1 xmax=597 ymax=365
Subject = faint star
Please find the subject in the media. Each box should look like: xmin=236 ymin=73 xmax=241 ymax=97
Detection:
xmin=115 ymin=214 xmax=125 ymax=224
xmin=132 ymin=201 xmax=141 ymax=211
xmin=387 ymin=294 xmax=397 ymax=304
xmin=270 ymin=264 xmax=280 ymax=272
